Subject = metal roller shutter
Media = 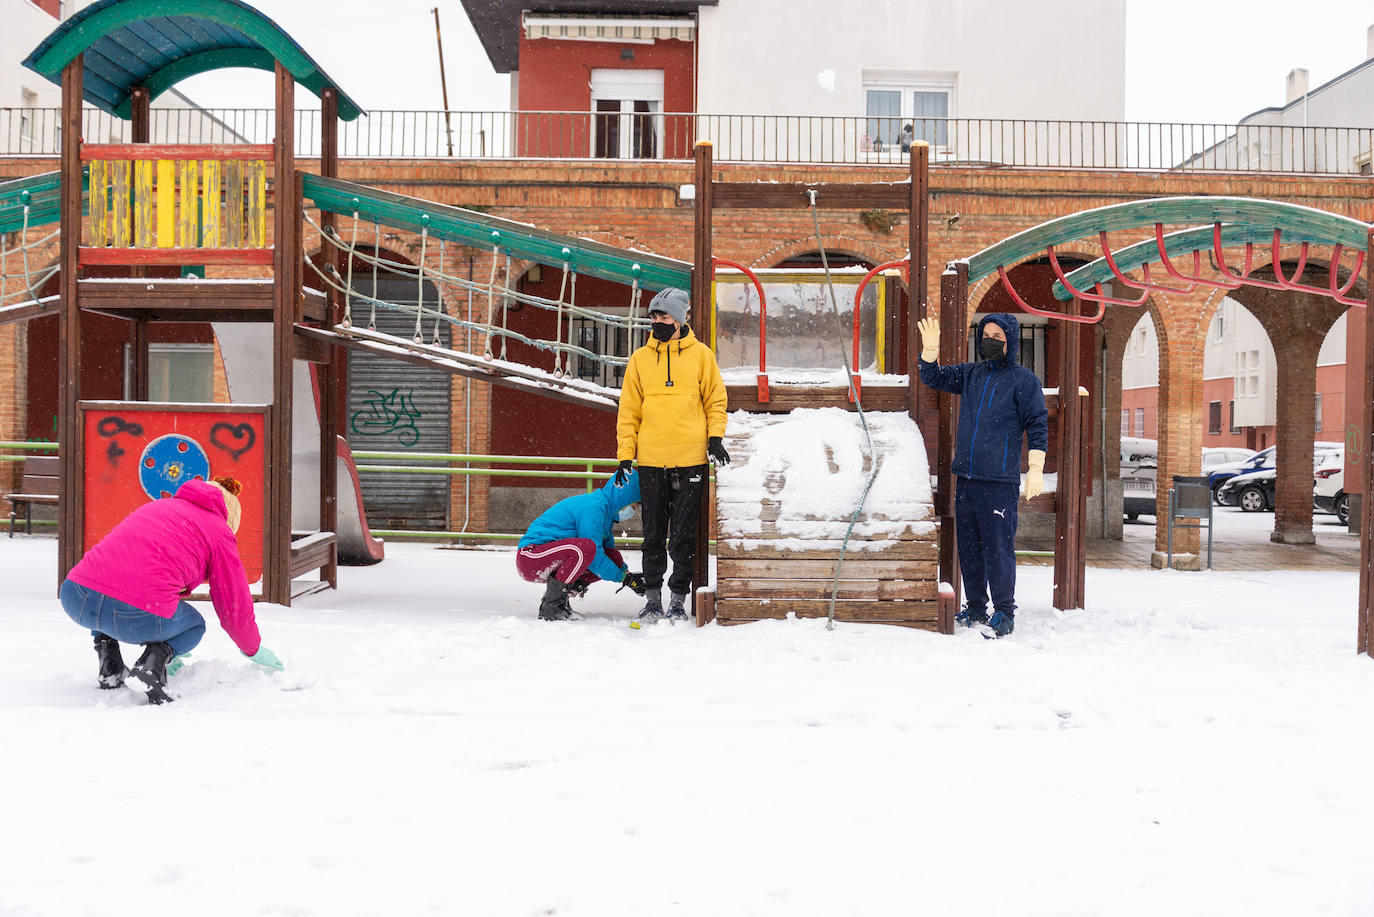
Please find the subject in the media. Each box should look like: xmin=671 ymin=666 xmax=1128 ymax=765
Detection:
xmin=347 ymin=275 xmax=452 ymax=530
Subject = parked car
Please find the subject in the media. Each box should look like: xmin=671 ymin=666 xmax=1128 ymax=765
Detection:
xmin=1202 ymin=447 xmax=1257 ymax=470
xmin=1216 ymin=445 xmax=1343 ymax=512
xmin=1218 ymin=467 xmax=1275 ymax=512
xmin=1314 ymin=450 xmax=1349 ymax=524
xmin=1208 ymin=447 xmax=1275 ymax=504
xmin=1122 ymin=458 xmax=1157 ymax=520
xmin=1120 ymin=441 xmax=1254 ymax=521
xmin=1121 ymin=438 xmax=1157 ymax=521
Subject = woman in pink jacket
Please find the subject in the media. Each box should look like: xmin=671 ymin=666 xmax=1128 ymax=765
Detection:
xmin=59 ymin=476 xmax=282 ymax=704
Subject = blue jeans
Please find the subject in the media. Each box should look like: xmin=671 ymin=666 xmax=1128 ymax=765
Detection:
xmin=60 ymin=579 xmax=206 ymax=656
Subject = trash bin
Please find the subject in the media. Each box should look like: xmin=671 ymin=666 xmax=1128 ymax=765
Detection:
xmin=1167 ymin=475 xmax=1213 ymax=570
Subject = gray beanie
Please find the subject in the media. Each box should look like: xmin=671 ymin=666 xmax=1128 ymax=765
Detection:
xmin=648 ymin=287 xmax=690 ymax=325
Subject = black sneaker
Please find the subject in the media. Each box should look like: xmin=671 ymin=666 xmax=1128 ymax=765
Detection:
xmin=664 ymin=592 xmax=689 ymax=623
xmin=635 ymin=595 xmax=664 ymax=624
xmin=128 ymin=641 xmax=176 ymax=705
xmin=93 ymin=633 xmax=127 ymax=689
xmin=955 ymin=605 xmax=989 ymax=628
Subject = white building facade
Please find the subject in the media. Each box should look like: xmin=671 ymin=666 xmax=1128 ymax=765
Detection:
xmin=694 ymin=0 xmax=1126 ymax=164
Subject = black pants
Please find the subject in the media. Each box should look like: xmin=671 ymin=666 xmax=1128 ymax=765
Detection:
xmin=639 ymin=464 xmax=707 ymax=596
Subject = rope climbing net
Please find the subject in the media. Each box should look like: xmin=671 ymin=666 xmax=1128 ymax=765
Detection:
xmin=302 ymin=206 xmax=653 ymax=385
xmin=0 ymin=207 xmax=60 ymax=308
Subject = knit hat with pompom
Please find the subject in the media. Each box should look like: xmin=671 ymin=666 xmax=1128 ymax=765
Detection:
xmin=208 ymin=476 xmax=243 ymax=534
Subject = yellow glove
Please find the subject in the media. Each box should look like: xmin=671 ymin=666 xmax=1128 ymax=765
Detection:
xmin=917 ymin=316 xmax=939 ymax=363
xmin=1023 ymin=449 xmax=1046 ymax=500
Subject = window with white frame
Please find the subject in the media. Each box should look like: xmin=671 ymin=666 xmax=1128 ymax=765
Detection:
xmin=1120 ymin=409 xmax=1129 ymax=436
xmin=123 ymin=343 xmax=216 ymax=402
xmin=20 ymin=89 xmax=37 ymax=149
xmin=1212 ymin=313 xmax=1224 ymax=342
xmin=1229 ymin=399 xmax=1239 ymax=433
xmin=863 ymin=72 xmax=953 ymax=152
xmin=570 ymin=315 xmax=629 ymax=389
xmin=590 ymin=69 xmax=663 ymax=160
xmin=1135 ymin=407 xmax=1145 ymax=436
xmin=1236 ymin=348 xmax=1260 ymax=398
xmin=1315 ymin=393 xmax=1323 ymax=432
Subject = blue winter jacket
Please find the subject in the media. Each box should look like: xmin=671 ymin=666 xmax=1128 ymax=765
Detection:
xmin=918 ymin=312 xmax=1049 ymax=484
xmin=518 ymin=472 xmax=642 ymax=582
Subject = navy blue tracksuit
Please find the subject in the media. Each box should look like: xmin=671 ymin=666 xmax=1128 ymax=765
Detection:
xmin=918 ymin=313 xmax=1049 ymax=618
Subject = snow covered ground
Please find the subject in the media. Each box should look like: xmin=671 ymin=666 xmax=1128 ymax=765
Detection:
xmin=5 ymin=535 xmax=1374 ymax=916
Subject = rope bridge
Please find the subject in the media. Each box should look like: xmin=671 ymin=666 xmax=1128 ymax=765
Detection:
xmin=0 ymin=172 xmax=65 ymax=324
xmin=300 ymin=175 xmax=692 ymax=407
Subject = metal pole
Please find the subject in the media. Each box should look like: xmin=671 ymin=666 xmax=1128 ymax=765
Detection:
xmin=433 ymin=8 xmax=454 ymax=157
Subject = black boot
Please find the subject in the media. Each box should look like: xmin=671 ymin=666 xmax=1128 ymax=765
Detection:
xmin=93 ymin=633 xmax=127 ymax=689
xmin=128 ymin=641 xmax=176 ymax=705
xmin=538 ymin=577 xmax=580 ymax=621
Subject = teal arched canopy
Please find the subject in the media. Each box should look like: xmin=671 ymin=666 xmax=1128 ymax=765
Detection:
xmin=22 ymin=0 xmax=363 ymax=121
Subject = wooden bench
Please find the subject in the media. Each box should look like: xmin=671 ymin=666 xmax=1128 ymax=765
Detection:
xmin=6 ymin=455 xmax=59 ymax=537
xmin=289 ymin=530 xmax=338 ymax=596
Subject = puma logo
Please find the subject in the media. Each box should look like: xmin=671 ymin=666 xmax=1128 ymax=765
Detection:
xmin=993 ymin=509 xmax=1007 ymax=518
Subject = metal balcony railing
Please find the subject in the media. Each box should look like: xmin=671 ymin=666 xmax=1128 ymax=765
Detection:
xmin=1 ymin=107 xmax=1371 ymax=174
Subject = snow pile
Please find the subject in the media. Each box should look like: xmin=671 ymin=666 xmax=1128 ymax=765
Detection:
xmin=5 ymin=537 xmax=1374 ymax=915
xmin=717 ymin=408 xmax=933 ymax=548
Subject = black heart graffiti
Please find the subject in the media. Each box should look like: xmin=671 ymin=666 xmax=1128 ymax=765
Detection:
xmin=209 ymin=422 xmax=257 ymax=461
xmin=96 ymin=416 xmax=145 ymax=438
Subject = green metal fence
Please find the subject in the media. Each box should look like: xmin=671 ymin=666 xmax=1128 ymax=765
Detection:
xmin=0 ymin=441 xmax=59 ymax=530
xmin=350 ymin=450 xmax=650 ymax=545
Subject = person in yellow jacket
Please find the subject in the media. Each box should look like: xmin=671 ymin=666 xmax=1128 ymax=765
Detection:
xmin=615 ymin=287 xmax=729 ymax=623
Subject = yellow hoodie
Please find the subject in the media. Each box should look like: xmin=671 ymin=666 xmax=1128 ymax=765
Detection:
xmin=617 ymin=327 xmax=728 ymax=467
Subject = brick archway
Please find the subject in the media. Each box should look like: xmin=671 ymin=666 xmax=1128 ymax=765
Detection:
xmin=749 ymin=235 xmax=898 ymax=270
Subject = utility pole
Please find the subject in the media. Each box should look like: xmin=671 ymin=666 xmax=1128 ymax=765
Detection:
xmin=433 ymin=7 xmax=454 ymax=156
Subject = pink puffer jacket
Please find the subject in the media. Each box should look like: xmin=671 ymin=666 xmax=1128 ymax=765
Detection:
xmin=67 ymin=479 xmax=262 ymax=656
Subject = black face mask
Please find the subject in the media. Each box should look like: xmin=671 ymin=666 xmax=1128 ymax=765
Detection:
xmin=980 ymin=336 xmax=1006 ymax=362
xmin=651 ymin=322 xmax=676 ymax=342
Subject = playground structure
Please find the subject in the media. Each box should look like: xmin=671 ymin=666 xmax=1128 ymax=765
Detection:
xmin=1 ymin=0 xmax=1370 ymax=656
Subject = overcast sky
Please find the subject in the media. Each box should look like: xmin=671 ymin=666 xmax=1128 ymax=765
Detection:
xmin=174 ymin=0 xmax=1374 ymax=124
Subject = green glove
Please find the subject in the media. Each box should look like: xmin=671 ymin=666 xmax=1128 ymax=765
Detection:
xmin=247 ymin=646 xmax=284 ymax=671
xmin=166 ymin=654 xmax=189 ymax=678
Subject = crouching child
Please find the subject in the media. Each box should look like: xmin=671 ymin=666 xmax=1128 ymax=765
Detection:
xmin=516 ymin=470 xmax=647 ymax=620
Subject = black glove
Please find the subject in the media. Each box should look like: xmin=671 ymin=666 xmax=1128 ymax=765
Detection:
xmin=619 ymin=570 xmax=647 ymax=596
xmin=708 ymin=437 xmax=731 ymax=466
xmin=615 ymin=460 xmax=633 ymax=487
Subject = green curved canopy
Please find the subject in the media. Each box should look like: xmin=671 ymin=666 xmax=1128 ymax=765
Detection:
xmin=22 ymin=0 xmax=363 ymax=121
xmin=966 ymin=197 xmax=1370 ymax=287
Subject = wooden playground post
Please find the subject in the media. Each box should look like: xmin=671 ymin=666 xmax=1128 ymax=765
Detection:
xmin=57 ymin=54 xmax=83 ymax=582
xmin=908 ymin=141 xmax=928 ymax=421
xmin=129 ymin=85 xmax=151 ymax=397
xmin=692 ymin=140 xmax=714 ymax=625
xmin=935 ymin=262 xmax=966 ymax=628
xmin=1360 ymin=227 xmax=1374 ymax=657
xmin=318 ymin=87 xmax=340 ymax=589
xmin=268 ymin=61 xmax=297 ymax=605
xmin=1053 ymin=297 xmax=1086 ymax=611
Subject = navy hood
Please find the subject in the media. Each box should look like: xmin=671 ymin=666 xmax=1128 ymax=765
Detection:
xmin=976 ymin=313 xmax=1020 ymax=366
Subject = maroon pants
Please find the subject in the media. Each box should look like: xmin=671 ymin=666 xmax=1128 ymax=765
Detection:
xmin=516 ymin=538 xmax=625 ymax=591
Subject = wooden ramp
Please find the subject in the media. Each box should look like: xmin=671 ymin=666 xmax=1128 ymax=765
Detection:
xmin=713 ymin=410 xmax=954 ymax=631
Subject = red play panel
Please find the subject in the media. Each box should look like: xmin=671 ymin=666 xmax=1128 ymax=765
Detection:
xmin=79 ymin=402 xmax=269 ymax=582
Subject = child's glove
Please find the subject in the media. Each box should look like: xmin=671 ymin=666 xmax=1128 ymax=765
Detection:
xmin=615 ymin=460 xmax=634 ymax=487
xmin=246 ymin=646 xmax=284 ymax=671
xmin=619 ymin=570 xmax=647 ymax=596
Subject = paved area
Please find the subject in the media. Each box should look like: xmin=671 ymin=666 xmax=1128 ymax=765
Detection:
xmin=1017 ymin=504 xmax=1362 ymax=570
